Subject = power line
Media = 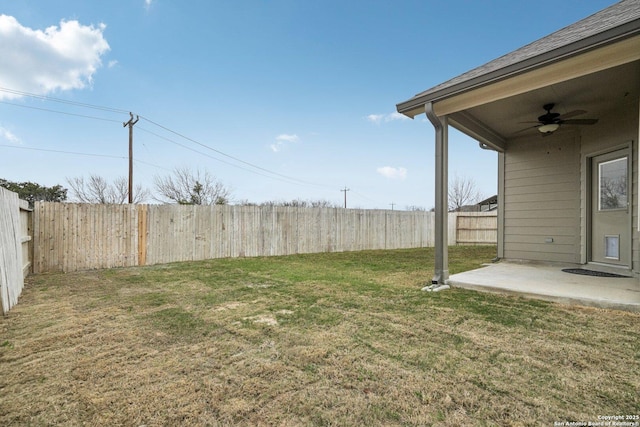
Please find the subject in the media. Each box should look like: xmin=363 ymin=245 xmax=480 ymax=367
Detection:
xmin=0 ymin=143 xmax=126 ymax=159
xmin=0 ymin=144 xmax=170 ymax=172
xmin=0 ymin=86 xmax=332 ymax=190
xmin=0 ymin=100 xmax=122 ymax=123
xmin=0 ymin=87 xmax=129 ymax=114
xmin=136 ymin=124 xmax=347 ymax=192
xmin=1 ymin=97 xmax=313 ymax=187
xmin=133 ymin=159 xmax=172 ymax=172
xmin=350 ymin=189 xmax=383 ymax=207
xmin=139 ymin=115 xmax=332 ymax=189
xmin=0 ymin=90 xmax=329 ymax=189
xmin=136 ymin=126 xmax=308 ymax=186
xmin=0 ymin=86 xmax=387 ymax=203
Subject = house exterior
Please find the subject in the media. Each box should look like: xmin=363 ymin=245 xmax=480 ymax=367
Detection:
xmin=397 ymin=0 xmax=640 ymax=284
xmin=459 ymin=195 xmax=498 ymax=213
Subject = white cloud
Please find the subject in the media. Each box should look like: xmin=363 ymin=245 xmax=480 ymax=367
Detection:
xmin=387 ymin=112 xmax=409 ymax=121
xmin=377 ymin=166 xmax=407 ymax=180
xmin=0 ymin=126 xmax=21 ymax=144
xmin=108 ymin=60 xmax=118 ymax=68
xmin=0 ymin=15 xmax=110 ymax=100
xmin=144 ymin=0 xmax=153 ymax=10
xmin=366 ymin=114 xmax=385 ymax=124
xmin=270 ymin=134 xmax=299 ymax=152
xmin=366 ymin=112 xmax=409 ymax=124
xmin=276 ymin=134 xmax=299 ymax=143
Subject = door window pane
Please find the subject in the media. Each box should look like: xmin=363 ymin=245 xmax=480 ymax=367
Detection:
xmin=599 ymin=157 xmax=627 ymax=210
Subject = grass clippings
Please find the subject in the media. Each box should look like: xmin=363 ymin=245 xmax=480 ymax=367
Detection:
xmin=1 ymin=246 xmax=639 ymax=426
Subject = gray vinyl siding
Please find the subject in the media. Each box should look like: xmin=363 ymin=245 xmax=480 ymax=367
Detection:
xmin=502 ymin=98 xmax=639 ymax=274
xmin=503 ymin=135 xmax=581 ymax=263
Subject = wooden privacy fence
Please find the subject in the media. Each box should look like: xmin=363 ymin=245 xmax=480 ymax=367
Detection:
xmin=32 ymin=203 xmax=497 ymax=274
xmin=456 ymin=212 xmax=499 ymax=245
xmin=0 ymin=188 xmax=32 ymax=314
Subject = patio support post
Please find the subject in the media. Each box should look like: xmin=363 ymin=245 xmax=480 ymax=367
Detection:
xmin=425 ymin=102 xmax=449 ymax=284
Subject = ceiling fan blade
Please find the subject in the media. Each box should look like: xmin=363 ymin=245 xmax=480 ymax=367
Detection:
xmin=561 ymin=118 xmax=598 ymax=125
xmin=511 ymin=125 xmax=538 ymax=135
xmin=558 ymin=109 xmax=587 ymax=120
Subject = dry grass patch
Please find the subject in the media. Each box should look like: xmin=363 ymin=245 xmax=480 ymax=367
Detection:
xmin=1 ymin=246 xmax=639 ymax=426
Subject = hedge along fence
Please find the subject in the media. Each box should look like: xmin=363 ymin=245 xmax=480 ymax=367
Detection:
xmin=32 ymin=202 xmax=497 ymax=274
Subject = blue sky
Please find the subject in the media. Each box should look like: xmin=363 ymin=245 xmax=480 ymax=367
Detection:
xmin=0 ymin=0 xmax=616 ymax=209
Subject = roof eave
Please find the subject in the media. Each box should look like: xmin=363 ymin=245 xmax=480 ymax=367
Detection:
xmin=396 ymin=19 xmax=640 ymax=118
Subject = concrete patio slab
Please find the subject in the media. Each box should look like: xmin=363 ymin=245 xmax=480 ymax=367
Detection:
xmin=448 ymin=261 xmax=640 ymax=312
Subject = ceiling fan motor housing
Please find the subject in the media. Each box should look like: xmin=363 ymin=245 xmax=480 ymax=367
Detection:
xmin=539 ymin=103 xmax=560 ymax=124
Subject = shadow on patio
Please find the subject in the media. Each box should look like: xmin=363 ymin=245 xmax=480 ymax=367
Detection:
xmin=448 ymin=261 xmax=640 ymax=312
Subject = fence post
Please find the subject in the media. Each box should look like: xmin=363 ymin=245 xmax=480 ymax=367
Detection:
xmin=19 ymin=200 xmax=33 ymax=277
xmin=0 ymin=187 xmax=25 ymax=314
xmin=137 ymin=204 xmax=147 ymax=266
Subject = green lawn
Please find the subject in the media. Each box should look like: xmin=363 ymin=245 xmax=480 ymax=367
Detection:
xmin=1 ymin=246 xmax=638 ymax=426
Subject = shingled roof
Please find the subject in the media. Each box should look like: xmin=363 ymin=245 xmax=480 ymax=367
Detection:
xmin=397 ymin=0 xmax=640 ymax=116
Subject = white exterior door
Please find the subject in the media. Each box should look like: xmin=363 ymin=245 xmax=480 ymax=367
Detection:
xmin=590 ymin=149 xmax=631 ymax=267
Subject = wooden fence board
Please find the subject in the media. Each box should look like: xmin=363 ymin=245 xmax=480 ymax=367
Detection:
xmin=19 ymin=200 xmax=32 ymax=278
xmin=31 ymin=203 xmax=497 ymax=273
xmin=0 ymin=188 xmax=31 ymax=314
xmin=456 ymin=212 xmax=499 ymax=245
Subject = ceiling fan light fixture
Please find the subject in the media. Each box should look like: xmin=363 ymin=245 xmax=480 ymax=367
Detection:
xmin=538 ymin=123 xmax=560 ymax=134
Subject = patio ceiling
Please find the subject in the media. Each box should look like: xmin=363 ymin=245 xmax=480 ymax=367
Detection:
xmin=448 ymin=58 xmax=640 ymax=146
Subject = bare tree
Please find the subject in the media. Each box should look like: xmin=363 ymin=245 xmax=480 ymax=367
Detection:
xmin=67 ymin=175 xmax=149 ymax=204
xmin=308 ymin=199 xmax=340 ymax=208
xmin=600 ymin=175 xmax=627 ymax=209
xmin=253 ymin=198 xmax=339 ymax=208
xmin=448 ymin=174 xmax=483 ymax=212
xmin=234 ymin=199 xmax=257 ymax=206
xmin=153 ymin=167 xmax=231 ymax=205
xmin=282 ymin=199 xmax=339 ymax=208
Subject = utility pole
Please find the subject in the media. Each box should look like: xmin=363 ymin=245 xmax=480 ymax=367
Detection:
xmin=123 ymin=112 xmax=139 ymax=204
xmin=340 ymin=186 xmax=350 ymax=209
xmin=390 ymin=202 xmax=395 ymax=211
